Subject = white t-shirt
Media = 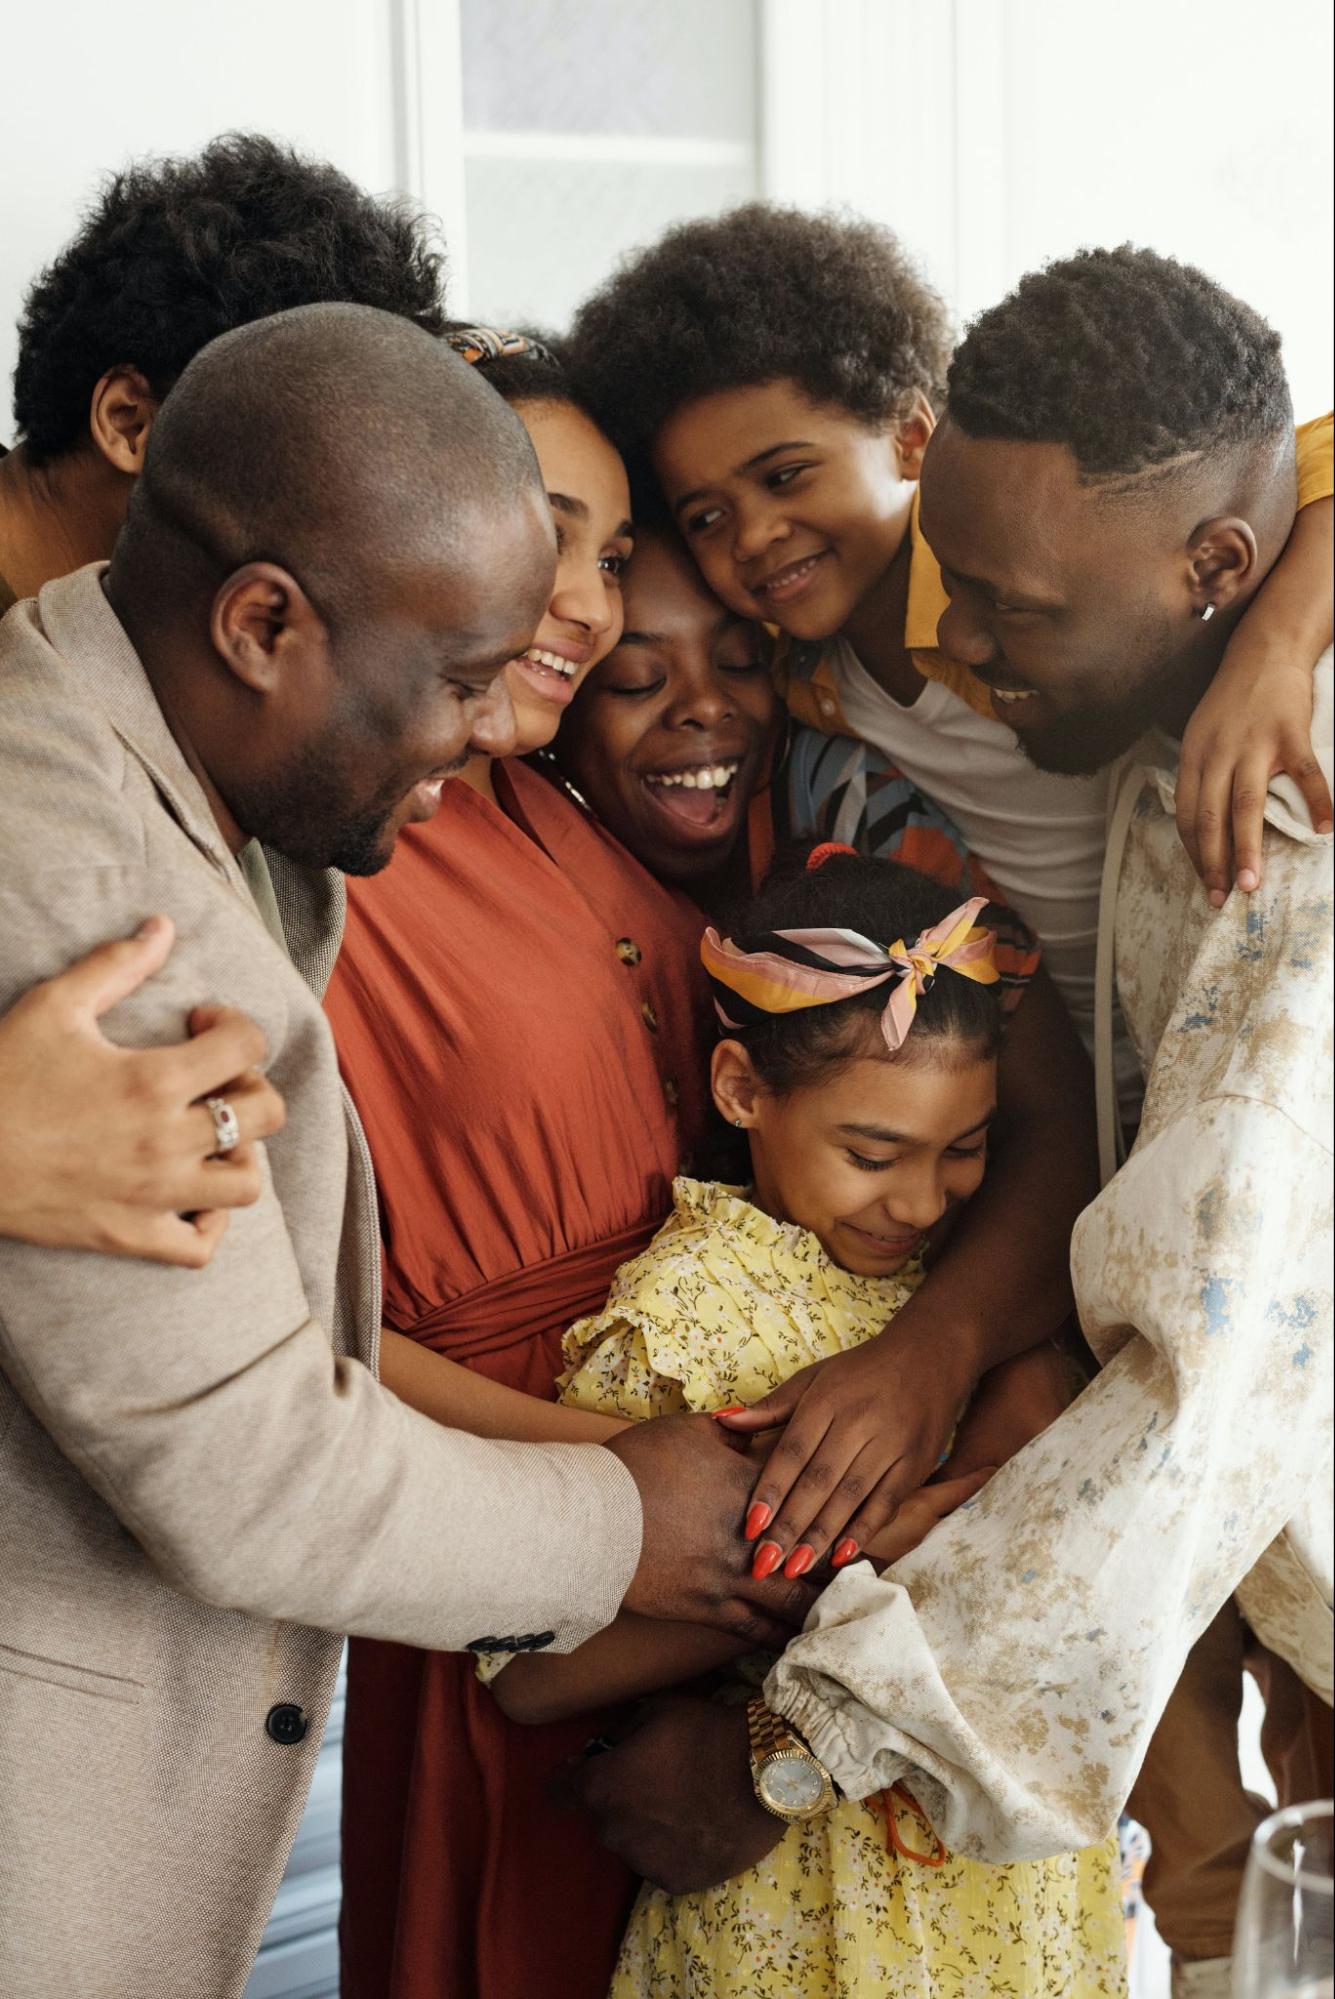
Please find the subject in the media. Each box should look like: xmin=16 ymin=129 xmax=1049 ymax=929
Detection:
xmin=823 ymin=637 xmax=1143 ymax=1111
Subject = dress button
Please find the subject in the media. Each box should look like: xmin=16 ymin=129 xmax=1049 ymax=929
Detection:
xmin=663 ymin=1077 xmax=679 ymax=1108
xmin=265 ymin=1703 xmax=308 ymax=1745
xmin=640 ymin=1001 xmax=659 ymax=1032
xmin=615 ymin=938 xmax=642 ymax=966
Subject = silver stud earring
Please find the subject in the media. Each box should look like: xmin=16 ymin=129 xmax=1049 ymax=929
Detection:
xmin=733 ymin=1117 xmax=744 ymax=1128
xmin=1198 ymin=602 xmax=1216 ymax=623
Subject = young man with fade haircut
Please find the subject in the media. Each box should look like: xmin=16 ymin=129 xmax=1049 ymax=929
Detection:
xmin=561 ymin=250 xmax=1332 ymax=1999
xmin=0 ymin=302 xmax=813 ymax=1999
xmin=0 ymin=131 xmax=451 ymax=1266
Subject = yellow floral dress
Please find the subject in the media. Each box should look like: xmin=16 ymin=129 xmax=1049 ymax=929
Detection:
xmin=556 ymin=1178 xmax=1128 ymax=1999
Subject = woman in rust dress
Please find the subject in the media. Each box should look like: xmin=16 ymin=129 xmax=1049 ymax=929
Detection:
xmin=326 ymin=339 xmax=713 ymax=1999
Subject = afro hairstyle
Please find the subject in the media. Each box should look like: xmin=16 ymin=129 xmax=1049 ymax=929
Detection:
xmin=13 ymin=131 xmax=448 ymax=462
xmin=566 ymin=202 xmax=953 ymax=461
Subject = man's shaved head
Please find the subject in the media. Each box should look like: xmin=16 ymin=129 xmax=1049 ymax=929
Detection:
xmin=106 ymin=302 xmax=557 ymax=873
xmin=120 ymin=301 xmax=544 ymax=621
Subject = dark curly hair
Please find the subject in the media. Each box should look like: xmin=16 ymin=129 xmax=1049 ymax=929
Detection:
xmin=946 ymin=245 xmax=1293 ymax=486
xmin=717 ymin=849 xmax=1003 ymax=1095
xmin=13 ymin=132 xmax=448 ymax=462
xmin=566 ymin=203 xmax=953 ymax=461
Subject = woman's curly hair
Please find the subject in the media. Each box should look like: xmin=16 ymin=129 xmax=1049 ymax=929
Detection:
xmin=566 ymin=203 xmax=953 ymax=459
xmin=13 ymin=131 xmax=449 ymax=461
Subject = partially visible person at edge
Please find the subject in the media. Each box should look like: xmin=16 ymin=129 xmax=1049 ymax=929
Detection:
xmin=0 ymin=919 xmax=283 ymax=1263
xmin=0 ymin=305 xmax=815 ymax=1999
xmin=0 ymin=131 xmax=451 ymax=1268
xmin=323 ymin=333 xmax=1091 ymax=1999
xmin=486 ymin=850 xmax=1128 ymax=1999
xmin=559 ymin=251 xmax=1333 ymax=1999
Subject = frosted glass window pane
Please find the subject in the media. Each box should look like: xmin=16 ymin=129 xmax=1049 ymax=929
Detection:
xmin=465 ymin=157 xmax=757 ymax=332
xmin=461 ymin=0 xmax=757 ymax=140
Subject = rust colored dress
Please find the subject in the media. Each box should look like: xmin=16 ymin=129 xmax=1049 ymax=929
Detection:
xmin=325 ymin=758 xmax=713 ymax=1999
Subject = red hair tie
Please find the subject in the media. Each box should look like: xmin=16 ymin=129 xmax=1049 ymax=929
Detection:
xmin=805 ymin=842 xmax=858 ymax=873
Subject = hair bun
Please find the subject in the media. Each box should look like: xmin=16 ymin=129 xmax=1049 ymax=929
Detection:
xmin=805 ymin=842 xmax=858 ymax=872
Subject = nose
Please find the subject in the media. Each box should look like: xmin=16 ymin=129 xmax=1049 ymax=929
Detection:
xmin=881 ymin=1160 xmax=949 ymax=1234
xmin=731 ymin=494 xmax=789 ymax=566
xmin=935 ymin=592 xmax=998 ymax=672
xmin=549 ymin=563 xmax=618 ymax=643
xmin=663 ymin=658 xmax=735 ymax=732
xmin=467 ymin=674 xmax=518 ymax=759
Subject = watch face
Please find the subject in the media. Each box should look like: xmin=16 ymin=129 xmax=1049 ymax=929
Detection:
xmin=759 ymin=1753 xmax=825 ymax=1814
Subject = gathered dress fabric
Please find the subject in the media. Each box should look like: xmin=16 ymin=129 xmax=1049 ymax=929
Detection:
xmin=325 ymin=758 xmax=714 ymax=1999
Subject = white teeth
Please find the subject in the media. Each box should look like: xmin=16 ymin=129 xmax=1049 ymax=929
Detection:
xmin=992 ymin=687 xmax=1034 ymax=704
xmin=644 ymin=761 xmax=741 ymax=791
xmin=523 ymin=648 xmax=577 ymax=677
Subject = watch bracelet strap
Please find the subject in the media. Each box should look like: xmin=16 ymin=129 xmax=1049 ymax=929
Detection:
xmin=746 ymin=1697 xmax=830 ymax=1779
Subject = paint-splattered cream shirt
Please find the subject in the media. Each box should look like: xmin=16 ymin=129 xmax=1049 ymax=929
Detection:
xmin=768 ymin=654 xmax=1334 ymax=1864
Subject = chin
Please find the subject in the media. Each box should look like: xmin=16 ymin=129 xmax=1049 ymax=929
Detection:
xmin=1015 ymin=714 xmax=1146 ymax=778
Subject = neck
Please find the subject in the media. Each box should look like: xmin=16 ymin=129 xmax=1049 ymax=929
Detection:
xmin=0 ymin=443 xmax=126 ymax=596
xmin=1155 ymin=621 xmax=1237 ymax=743
xmin=838 ymin=523 xmax=924 ymax=705
xmin=457 ymin=752 xmax=498 ymax=803
xmin=103 ymin=572 xmax=250 ymax=856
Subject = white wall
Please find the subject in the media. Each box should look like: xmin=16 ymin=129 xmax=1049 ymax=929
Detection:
xmin=0 ymin=0 xmax=409 ymax=439
xmin=761 ymin=0 xmax=1334 ymax=418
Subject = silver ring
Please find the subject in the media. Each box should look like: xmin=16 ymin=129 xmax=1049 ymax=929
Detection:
xmin=204 ymin=1095 xmax=242 ymax=1155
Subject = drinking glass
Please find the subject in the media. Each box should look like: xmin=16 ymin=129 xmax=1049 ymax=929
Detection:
xmin=1233 ymin=1800 xmax=1334 ymax=1998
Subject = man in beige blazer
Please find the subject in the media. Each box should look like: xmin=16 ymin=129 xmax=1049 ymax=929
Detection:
xmin=0 ymin=302 xmax=809 ymax=1998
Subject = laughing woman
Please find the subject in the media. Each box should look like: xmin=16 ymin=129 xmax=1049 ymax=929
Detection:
xmin=326 ymin=335 xmax=715 ymax=1999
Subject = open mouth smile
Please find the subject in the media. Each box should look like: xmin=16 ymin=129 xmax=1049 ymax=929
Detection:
xmin=512 ymin=645 xmax=588 ymax=708
xmin=753 ymin=552 xmax=830 ymax=607
xmin=640 ymin=759 xmax=744 ymax=837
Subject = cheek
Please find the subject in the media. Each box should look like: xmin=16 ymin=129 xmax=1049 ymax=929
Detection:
xmin=692 ymin=539 xmax=756 ymax=612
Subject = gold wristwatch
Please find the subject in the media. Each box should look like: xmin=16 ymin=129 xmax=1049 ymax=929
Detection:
xmin=745 ymin=1698 xmax=837 ymax=1824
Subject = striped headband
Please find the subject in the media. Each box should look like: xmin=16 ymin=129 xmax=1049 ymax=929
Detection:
xmin=700 ymin=895 xmax=999 ymax=1055
xmin=445 ymin=324 xmax=557 ymax=368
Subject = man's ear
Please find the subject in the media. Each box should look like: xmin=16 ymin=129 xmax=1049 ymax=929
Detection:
xmin=893 ymin=392 xmax=938 ymax=483
xmin=1186 ymin=516 xmax=1260 ymax=614
xmin=209 ymin=563 xmax=328 ymax=695
xmin=711 ymin=1039 xmax=763 ymax=1128
xmin=88 ymin=367 xmax=160 ymax=476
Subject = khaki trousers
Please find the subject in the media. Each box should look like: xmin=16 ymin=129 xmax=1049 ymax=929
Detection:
xmin=1128 ymin=1599 xmax=1334 ymax=1960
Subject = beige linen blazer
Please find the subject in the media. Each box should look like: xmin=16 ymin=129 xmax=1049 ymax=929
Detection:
xmin=0 ymin=568 xmax=642 ymax=1997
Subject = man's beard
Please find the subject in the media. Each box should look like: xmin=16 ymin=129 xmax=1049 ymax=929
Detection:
xmin=228 ymin=737 xmax=408 ymax=876
xmin=1012 ymin=695 xmax=1157 ymax=776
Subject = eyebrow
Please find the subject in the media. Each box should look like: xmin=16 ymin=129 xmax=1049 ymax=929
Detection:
xmin=837 ymin=1110 xmax=997 ymax=1146
xmin=672 ymin=440 xmax=817 ymax=517
xmin=550 ymin=491 xmax=634 ymax=542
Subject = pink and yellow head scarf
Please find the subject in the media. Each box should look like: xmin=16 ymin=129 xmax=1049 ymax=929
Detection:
xmin=701 ymin=874 xmax=999 ymax=1057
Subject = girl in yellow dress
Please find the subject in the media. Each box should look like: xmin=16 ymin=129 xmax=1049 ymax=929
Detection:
xmin=485 ymin=847 xmax=1127 ymax=1998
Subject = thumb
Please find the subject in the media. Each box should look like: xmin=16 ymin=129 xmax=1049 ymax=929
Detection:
xmin=60 ymin=918 xmax=177 ymax=1024
xmin=924 ymin=1465 xmax=996 ymax=1518
xmin=712 ymin=1377 xmax=805 ymax=1432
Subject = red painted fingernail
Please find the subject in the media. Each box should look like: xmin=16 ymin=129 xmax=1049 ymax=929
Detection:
xmin=752 ymin=1541 xmax=783 ymax=1580
xmin=783 ymin=1545 xmax=815 ymax=1579
xmin=744 ymin=1502 xmax=772 ymax=1542
xmin=831 ymin=1538 xmax=859 ymax=1568
xmin=712 ymin=1405 xmax=747 ymax=1419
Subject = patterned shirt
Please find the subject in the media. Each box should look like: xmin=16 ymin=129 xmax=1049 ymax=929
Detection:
xmin=767 ymin=655 xmax=1334 ymax=1862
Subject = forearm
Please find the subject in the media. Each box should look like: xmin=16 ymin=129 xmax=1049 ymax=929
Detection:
xmin=899 ymin=970 xmax=1095 ymax=1385
xmin=381 ymin=1328 xmax=628 ymax=1445
xmin=492 ymin=1612 xmax=748 ymax=1724
xmin=1230 ymin=497 xmax=1333 ymax=662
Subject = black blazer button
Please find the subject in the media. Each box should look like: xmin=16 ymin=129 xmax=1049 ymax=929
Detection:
xmin=265 ymin=1703 xmax=308 ymax=1745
